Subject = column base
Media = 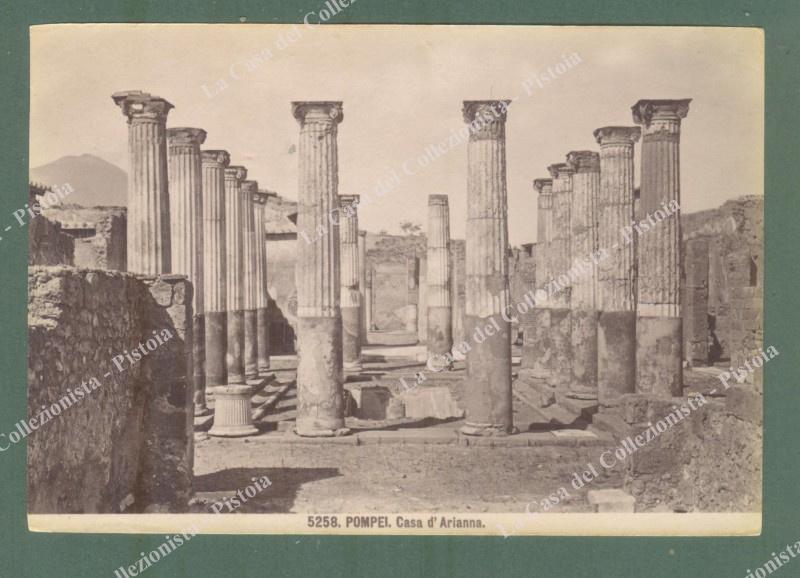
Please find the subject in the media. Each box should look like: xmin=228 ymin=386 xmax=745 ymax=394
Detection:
xmin=208 ymin=385 xmax=258 ymax=438
xmin=459 ymin=423 xmax=518 ymax=437
xmin=598 ymin=310 xmax=636 ymax=407
xmin=294 ymin=426 xmax=352 ymax=438
xmin=204 ymin=310 xmax=227 ymax=387
xmin=636 ymin=315 xmax=683 ymax=397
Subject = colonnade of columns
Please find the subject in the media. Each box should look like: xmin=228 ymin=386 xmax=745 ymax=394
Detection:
xmin=116 ymin=91 xmax=689 ymax=439
xmin=113 ymin=91 xmax=273 ymax=437
xmin=529 ymin=99 xmax=690 ymax=408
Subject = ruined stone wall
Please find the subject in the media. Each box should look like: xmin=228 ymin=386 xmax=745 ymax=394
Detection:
xmin=42 ymin=206 xmax=127 ymax=271
xmin=621 ymin=387 xmax=761 ymax=512
xmin=28 ymin=266 xmax=193 ymax=513
xmin=367 ymin=233 xmax=426 ymax=331
xmin=28 ymin=215 xmax=74 ymax=266
xmin=682 ymin=196 xmax=763 ymax=364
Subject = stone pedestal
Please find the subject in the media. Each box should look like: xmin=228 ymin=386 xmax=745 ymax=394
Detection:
xmin=242 ymin=180 xmax=260 ymax=380
xmin=208 ymin=385 xmax=259 ymax=437
xmin=339 ymin=195 xmax=362 ymax=372
xmin=167 ymin=127 xmax=207 ymax=415
xmin=546 ymin=163 xmax=575 ymax=389
xmin=594 ymin=126 xmax=641 ymax=405
xmin=426 ymin=194 xmax=453 ymax=365
xmin=253 ymin=191 xmax=271 ymax=374
xmin=200 ymin=150 xmax=230 ymax=388
xmin=460 ymin=100 xmax=513 ymax=436
xmin=632 ymin=99 xmax=691 ymax=396
xmin=566 ymin=150 xmax=600 ymax=398
xmin=405 ymin=256 xmax=419 ymax=335
xmin=112 ymin=91 xmax=173 ymax=275
xmin=224 ymin=165 xmax=248 ymax=385
xmin=292 ymin=101 xmax=348 ymax=436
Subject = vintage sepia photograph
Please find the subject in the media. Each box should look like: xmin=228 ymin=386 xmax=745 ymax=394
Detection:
xmin=24 ymin=23 xmax=763 ymax=537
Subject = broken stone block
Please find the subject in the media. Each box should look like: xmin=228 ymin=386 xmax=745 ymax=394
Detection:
xmin=399 ymin=386 xmax=463 ymax=420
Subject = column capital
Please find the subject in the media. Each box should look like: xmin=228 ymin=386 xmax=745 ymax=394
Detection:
xmin=533 ymin=178 xmax=553 ymax=193
xmin=594 ymin=126 xmax=641 ymax=146
xmin=631 ymin=99 xmax=691 ymax=127
xmin=428 ymin=194 xmax=449 ymax=206
xmin=566 ymin=150 xmax=600 ymax=173
xmin=252 ymin=191 xmax=269 ymax=204
xmin=292 ymin=101 xmax=343 ymax=126
xmin=201 ymin=149 xmax=230 ymax=168
xmin=241 ymin=180 xmax=259 ymax=195
xmin=112 ymin=90 xmax=173 ymax=122
xmin=547 ymin=163 xmax=573 ymax=179
xmin=339 ymin=194 xmax=360 ymax=205
xmin=462 ymin=100 xmax=511 ymax=124
xmin=358 ymin=230 xmax=367 ymax=237
xmin=167 ymin=127 xmax=207 ymax=147
xmin=225 ymin=166 xmax=248 ymax=182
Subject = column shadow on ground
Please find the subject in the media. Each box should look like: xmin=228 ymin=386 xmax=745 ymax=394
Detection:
xmin=193 ymin=467 xmax=341 ymax=513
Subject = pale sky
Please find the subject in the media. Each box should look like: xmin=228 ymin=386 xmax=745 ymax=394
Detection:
xmin=30 ymin=24 xmax=763 ymax=244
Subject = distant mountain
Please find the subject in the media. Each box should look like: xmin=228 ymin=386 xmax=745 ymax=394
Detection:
xmin=30 ymin=154 xmax=127 ymax=207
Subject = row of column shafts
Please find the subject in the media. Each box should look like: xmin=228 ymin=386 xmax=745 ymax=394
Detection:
xmin=113 ymin=89 xmax=690 ymax=438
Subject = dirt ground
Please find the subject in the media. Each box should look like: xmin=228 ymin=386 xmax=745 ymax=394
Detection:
xmin=193 ymin=434 xmax=623 ymax=514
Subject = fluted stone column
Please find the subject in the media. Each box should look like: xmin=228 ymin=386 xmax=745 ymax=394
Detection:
xmin=522 ymin=178 xmax=554 ymax=380
xmin=594 ymin=126 xmax=641 ymax=406
xmin=167 ymin=127 xmax=207 ymax=415
xmin=292 ymin=101 xmax=347 ymax=437
xmin=358 ymin=230 xmax=368 ymax=345
xmin=405 ymin=256 xmax=419 ymax=335
xmin=339 ymin=195 xmax=362 ymax=372
xmin=242 ymin=180 xmax=260 ymax=380
xmin=200 ymin=150 xmax=229 ymax=389
xmin=546 ymin=162 xmax=575 ymax=389
xmin=632 ymin=99 xmax=691 ymax=397
xmin=253 ymin=191 xmax=271 ymax=374
xmin=566 ymin=150 xmax=600 ymax=399
xmin=418 ymin=253 xmax=428 ymax=345
xmin=461 ymin=100 xmax=513 ymax=436
xmin=426 ymin=194 xmax=453 ymax=366
xmin=210 ymin=164 xmax=258 ymax=437
xmin=112 ymin=91 xmax=173 ymax=274
xmin=224 ymin=165 xmax=248 ymax=386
